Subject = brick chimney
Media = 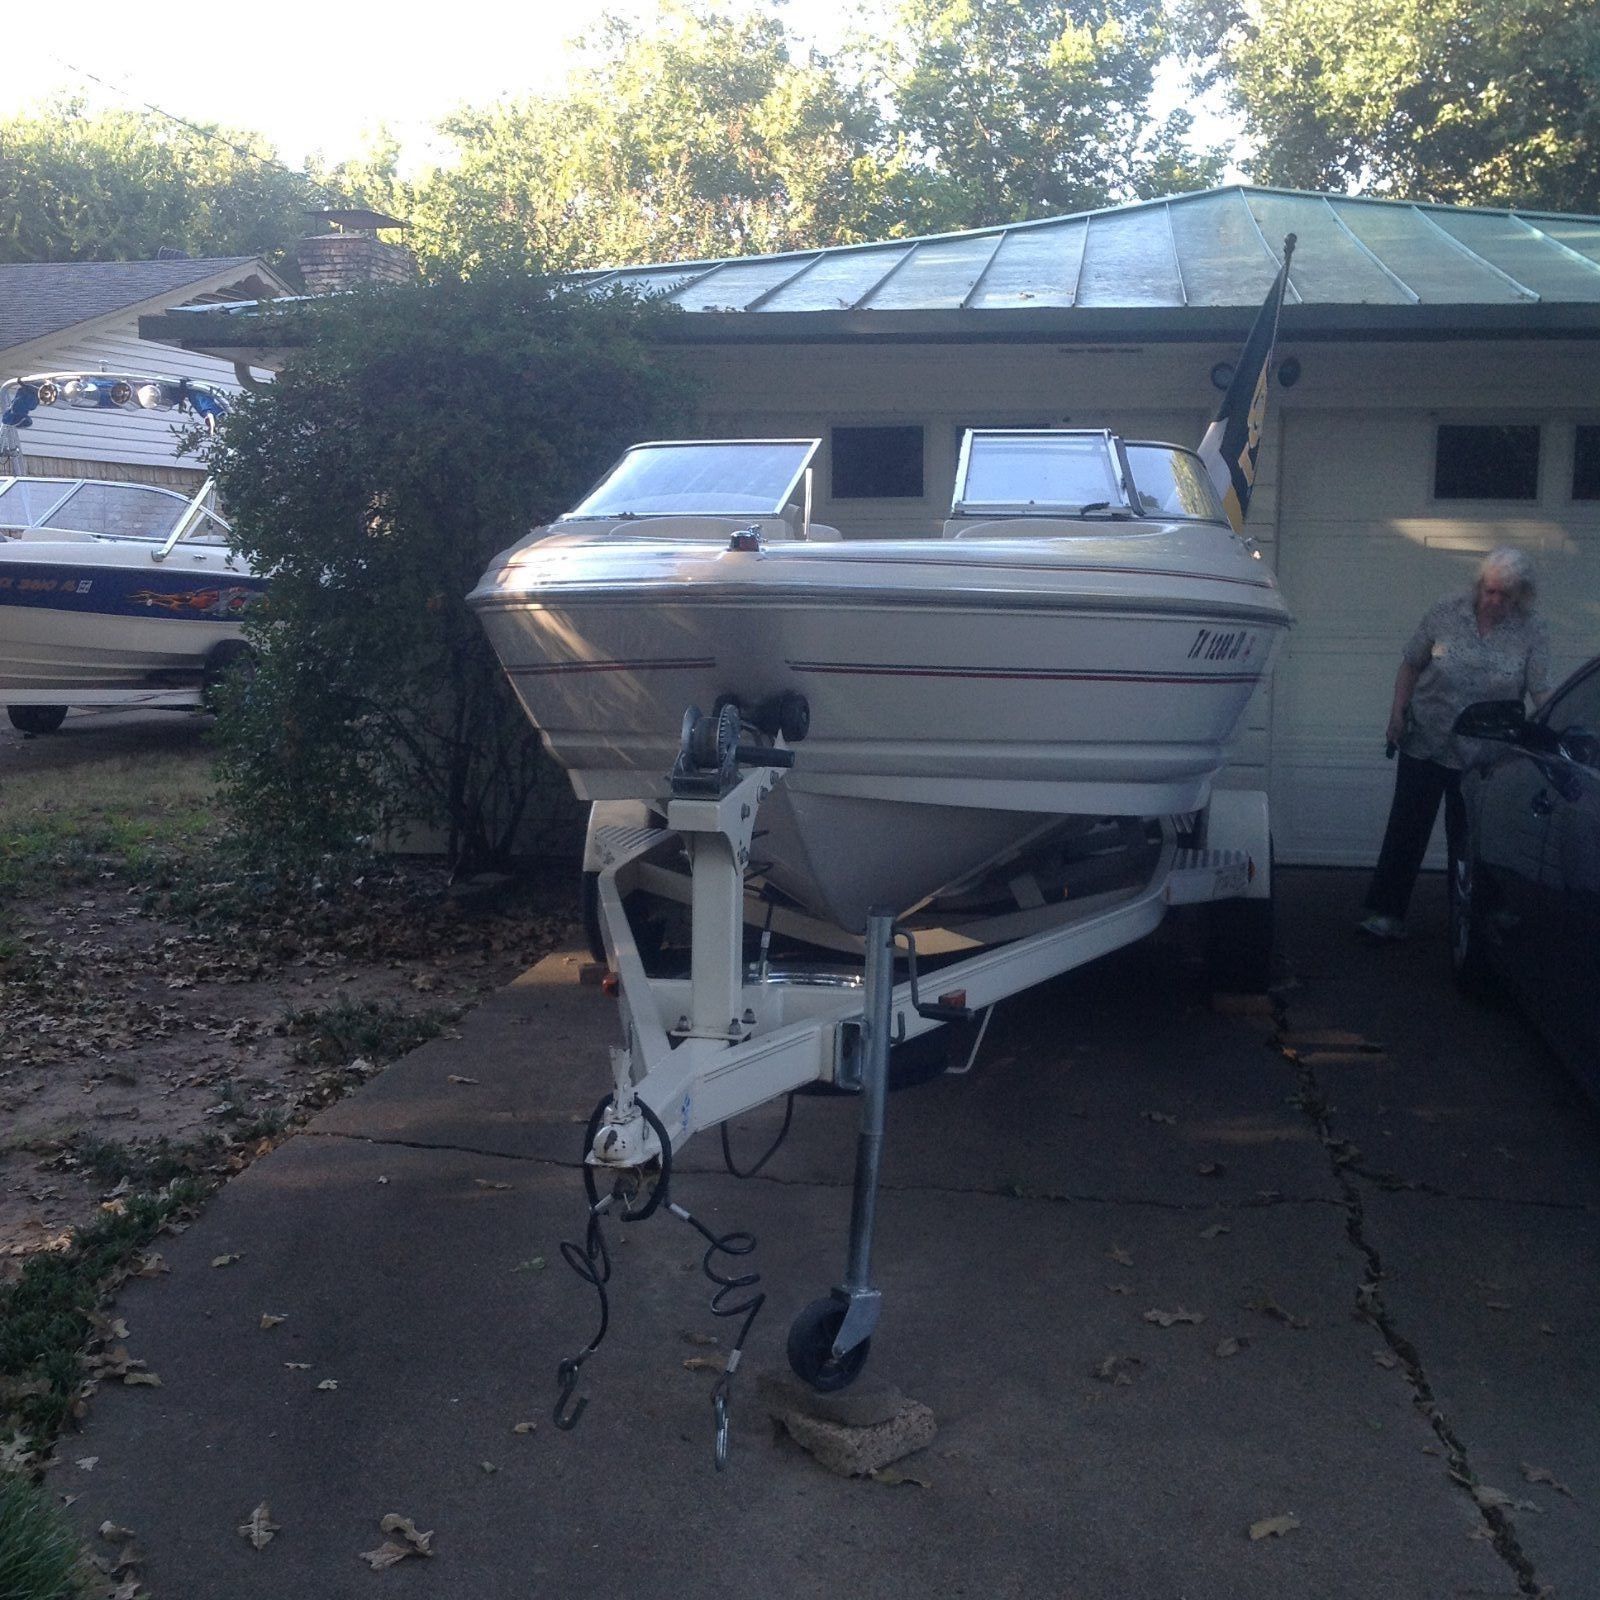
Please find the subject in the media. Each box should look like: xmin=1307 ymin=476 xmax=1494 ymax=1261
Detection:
xmin=297 ymin=209 xmax=415 ymax=293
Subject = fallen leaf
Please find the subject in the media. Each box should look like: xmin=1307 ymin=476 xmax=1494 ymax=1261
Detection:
xmin=682 ymin=1356 xmax=721 ymax=1372
xmin=134 ymin=1254 xmax=168 ymax=1277
xmin=285 ymin=1362 xmax=311 ymax=1371
xmin=1484 ymin=1300 xmax=1512 ymax=1311
xmin=122 ymin=1372 xmax=162 ymax=1387
xmin=379 ymin=1513 xmax=434 ymax=1556
xmin=1246 ymin=1294 xmax=1309 ymax=1330
xmin=1371 ymin=1350 xmax=1399 ymax=1370
xmin=317 ymin=1379 xmax=338 ymax=1391
xmin=1144 ymin=1307 xmax=1205 ymax=1328
xmin=77 ymin=1457 xmax=99 ymax=1471
xmin=1214 ymin=1337 xmax=1246 ymax=1358
xmin=98 ymin=1520 xmax=137 ymax=1544
xmin=211 ymin=1253 xmax=243 ymax=1269
xmin=1196 ymin=1162 xmax=1226 ymax=1177
xmin=1520 ymin=1464 xmax=1576 ymax=1501
xmin=510 ymin=1258 xmax=545 ymax=1273
xmin=1199 ymin=1224 xmax=1230 ymax=1239
xmin=447 ymin=1074 xmax=479 ymax=1086
xmin=869 ymin=1467 xmax=931 ymax=1487
xmin=361 ymin=1542 xmax=412 ymax=1570
xmin=680 ymin=1330 xmax=719 ymax=1347
xmin=1540 ymin=1323 xmax=1556 ymax=1337
xmin=1143 ymin=1111 xmax=1177 ymax=1125
xmin=1249 ymin=1514 xmax=1301 ymax=1541
xmin=1472 ymin=1484 xmax=1540 ymax=1513
xmin=238 ymin=1503 xmax=280 ymax=1550
xmin=474 ymin=1180 xmax=512 ymax=1191
xmin=259 ymin=1314 xmax=287 ymax=1330
xmin=1093 ymin=1354 xmax=1143 ymax=1386
xmin=1106 ymin=1246 xmax=1134 ymax=1267
xmin=1106 ymin=1283 xmax=1133 ymax=1295
xmin=479 ymin=1461 xmax=498 ymax=1474
xmin=511 ymin=1422 xmax=537 ymax=1435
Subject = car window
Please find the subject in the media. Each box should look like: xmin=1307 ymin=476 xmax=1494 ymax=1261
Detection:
xmin=1545 ymin=663 xmax=1600 ymax=768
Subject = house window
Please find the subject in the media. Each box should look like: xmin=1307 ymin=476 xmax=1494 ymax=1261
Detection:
xmin=831 ymin=425 xmax=924 ymax=499
xmin=1433 ymin=424 xmax=1540 ymax=501
xmin=1572 ymin=426 xmax=1600 ymax=500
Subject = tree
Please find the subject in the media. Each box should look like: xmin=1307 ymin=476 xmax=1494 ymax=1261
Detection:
xmin=0 ymin=98 xmax=325 ymax=266
xmin=206 ymin=275 xmax=695 ymax=875
xmin=406 ymin=2 xmax=946 ymax=274
xmin=1181 ymin=0 xmax=1600 ymax=211
xmin=878 ymin=0 xmax=1225 ymax=227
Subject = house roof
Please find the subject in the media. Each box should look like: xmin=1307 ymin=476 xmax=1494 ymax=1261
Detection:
xmin=0 ymin=257 xmax=288 ymax=358
xmin=138 ymin=186 xmax=1600 ymax=365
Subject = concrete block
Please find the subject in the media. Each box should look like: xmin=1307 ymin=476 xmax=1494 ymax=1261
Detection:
xmin=759 ymin=1370 xmax=936 ymax=1477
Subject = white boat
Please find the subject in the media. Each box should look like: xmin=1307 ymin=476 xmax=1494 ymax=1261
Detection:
xmin=0 ymin=372 xmax=263 ymax=734
xmin=470 ymin=431 xmax=1291 ymax=930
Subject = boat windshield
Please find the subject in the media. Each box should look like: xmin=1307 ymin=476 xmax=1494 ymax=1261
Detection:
xmin=955 ymin=432 xmax=1125 ymax=514
xmin=0 ymin=478 xmax=74 ymax=531
xmin=563 ymin=440 xmax=819 ymax=519
xmin=1124 ymin=444 xmax=1228 ymax=523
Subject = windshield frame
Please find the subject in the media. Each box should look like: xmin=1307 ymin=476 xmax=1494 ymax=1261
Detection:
xmin=952 ymin=429 xmax=1133 ymax=517
xmin=559 ymin=438 xmax=821 ymax=522
xmin=1122 ymin=440 xmax=1231 ymax=526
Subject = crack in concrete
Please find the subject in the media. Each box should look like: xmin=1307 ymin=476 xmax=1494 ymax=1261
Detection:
xmin=1287 ymin=1027 xmax=1549 ymax=1598
xmin=1342 ymin=1162 xmax=1593 ymax=1213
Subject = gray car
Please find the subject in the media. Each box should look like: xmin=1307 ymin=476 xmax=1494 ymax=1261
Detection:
xmin=1451 ymin=656 xmax=1600 ymax=1101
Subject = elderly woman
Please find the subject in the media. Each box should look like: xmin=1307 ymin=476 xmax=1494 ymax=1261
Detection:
xmin=1358 ymin=547 xmax=1552 ymax=941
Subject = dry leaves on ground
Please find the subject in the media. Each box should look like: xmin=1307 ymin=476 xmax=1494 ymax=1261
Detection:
xmin=1249 ymin=1514 xmax=1301 ymax=1541
xmin=237 ymin=1503 xmax=280 ymax=1550
xmin=1143 ymin=1307 xmax=1205 ymax=1328
xmin=361 ymin=1513 xmax=435 ymax=1569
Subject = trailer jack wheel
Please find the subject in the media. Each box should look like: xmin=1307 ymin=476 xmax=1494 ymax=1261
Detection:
xmin=787 ymin=1296 xmax=870 ymax=1392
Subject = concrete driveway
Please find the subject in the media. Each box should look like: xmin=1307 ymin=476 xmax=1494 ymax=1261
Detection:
xmin=46 ymin=869 xmax=1598 ymax=1599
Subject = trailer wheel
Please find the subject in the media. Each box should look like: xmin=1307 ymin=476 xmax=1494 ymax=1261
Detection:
xmin=6 ymin=705 xmax=67 ymax=735
xmin=786 ymin=1297 xmax=870 ymax=1392
xmin=579 ymin=870 xmax=668 ymax=967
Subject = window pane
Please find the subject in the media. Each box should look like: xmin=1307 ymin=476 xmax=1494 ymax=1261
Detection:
xmin=956 ymin=433 xmax=1120 ymax=511
xmin=1573 ymin=426 xmax=1600 ymax=500
xmin=567 ymin=441 xmax=816 ymax=518
xmin=1125 ymin=445 xmax=1227 ymax=522
xmin=40 ymin=482 xmax=186 ymax=538
xmin=1434 ymin=425 xmax=1539 ymax=500
xmin=831 ymin=426 xmax=924 ymax=499
xmin=0 ymin=479 xmax=74 ymax=528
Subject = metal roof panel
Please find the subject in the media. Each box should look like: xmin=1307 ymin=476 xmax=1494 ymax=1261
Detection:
xmin=1429 ymin=211 xmax=1600 ymax=300
xmin=1166 ymin=190 xmax=1282 ymax=305
xmin=757 ymin=244 xmax=913 ymax=310
xmin=1329 ymin=202 xmax=1515 ymax=301
xmin=670 ymin=254 xmax=825 ymax=311
xmin=1076 ymin=205 xmax=1184 ymax=307
xmin=1241 ymin=191 xmax=1401 ymax=302
xmin=966 ymin=221 xmax=1085 ymax=307
xmin=863 ymin=233 xmax=1003 ymax=310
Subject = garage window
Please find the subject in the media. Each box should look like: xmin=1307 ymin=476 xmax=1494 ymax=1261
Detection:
xmin=1433 ymin=424 xmax=1540 ymax=501
xmin=1572 ymin=426 xmax=1600 ymax=500
xmin=831 ymin=425 xmax=924 ymax=499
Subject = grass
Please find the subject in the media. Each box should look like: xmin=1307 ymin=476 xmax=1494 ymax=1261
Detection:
xmin=0 ymin=1183 xmax=205 ymax=1443
xmin=0 ymin=1476 xmax=84 ymax=1600
xmin=283 ymin=998 xmax=456 ymax=1066
xmin=0 ymin=747 xmax=218 ymax=902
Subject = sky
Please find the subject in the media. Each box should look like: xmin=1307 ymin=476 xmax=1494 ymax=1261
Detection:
xmin=7 ymin=0 xmax=1242 ymax=177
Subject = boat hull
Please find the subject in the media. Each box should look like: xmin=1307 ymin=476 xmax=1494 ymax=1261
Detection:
xmin=0 ymin=545 xmax=262 ymax=706
xmin=471 ymin=528 xmax=1290 ymax=928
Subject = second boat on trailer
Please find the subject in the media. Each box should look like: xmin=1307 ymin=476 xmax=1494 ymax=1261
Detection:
xmin=468 ymin=426 xmax=1292 ymax=1456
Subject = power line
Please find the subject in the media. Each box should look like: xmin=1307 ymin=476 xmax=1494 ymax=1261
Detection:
xmin=45 ymin=51 xmax=338 ymax=200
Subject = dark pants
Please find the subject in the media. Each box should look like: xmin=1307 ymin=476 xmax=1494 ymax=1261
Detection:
xmin=1363 ymin=753 xmax=1466 ymax=919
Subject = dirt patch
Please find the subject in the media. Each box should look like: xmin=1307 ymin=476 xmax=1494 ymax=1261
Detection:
xmin=0 ymin=721 xmax=578 ymax=1284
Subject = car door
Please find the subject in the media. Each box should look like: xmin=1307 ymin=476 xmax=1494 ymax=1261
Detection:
xmin=1533 ymin=662 xmax=1600 ymax=1094
xmin=1470 ymin=737 xmax=1552 ymax=998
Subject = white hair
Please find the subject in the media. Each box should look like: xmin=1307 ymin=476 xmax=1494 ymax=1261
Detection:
xmin=1477 ymin=546 xmax=1536 ymax=616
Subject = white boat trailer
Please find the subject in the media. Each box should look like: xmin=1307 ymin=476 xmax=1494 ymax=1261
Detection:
xmin=554 ymin=704 xmax=1271 ymax=1466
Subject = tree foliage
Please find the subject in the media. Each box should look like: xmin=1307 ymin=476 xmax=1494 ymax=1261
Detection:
xmin=1182 ymin=0 xmax=1600 ymax=210
xmin=0 ymin=98 xmax=329 ymax=266
xmin=207 ymin=276 xmax=695 ymax=874
xmin=882 ymin=0 xmax=1224 ymax=225
xmin=407 ymin=3 xmax=947 ymax=274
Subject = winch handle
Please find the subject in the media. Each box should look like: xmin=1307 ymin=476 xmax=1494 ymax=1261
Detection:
xmin=733 ymin=744 xmax=795 ymax=769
